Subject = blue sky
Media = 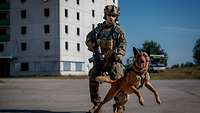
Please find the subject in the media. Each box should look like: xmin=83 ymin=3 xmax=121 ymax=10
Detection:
xmin=118 ymin=0 xmax=200 ymax=66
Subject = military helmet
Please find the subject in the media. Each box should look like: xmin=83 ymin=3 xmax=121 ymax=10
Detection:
xmin=104 ymin=5 xmax=120 ymax=19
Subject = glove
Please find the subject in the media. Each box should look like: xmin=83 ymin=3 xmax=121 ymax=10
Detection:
xmin=115 ymin=54 xmax=122 ymax=62
xmin=87 ymin=42 xmax=95 ymax=52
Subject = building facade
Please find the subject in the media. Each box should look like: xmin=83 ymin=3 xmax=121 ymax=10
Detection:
xmin=0 ymin=0 xmax=118 ymax=76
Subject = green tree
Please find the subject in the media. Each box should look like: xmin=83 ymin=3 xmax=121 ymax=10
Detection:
xmin=142 ymin=40 xmax=168 ymax=65
xmin=193 ymin=38 xmax=200 ymax=64
xmin=142 ymin=40 xmax=167 ymax=55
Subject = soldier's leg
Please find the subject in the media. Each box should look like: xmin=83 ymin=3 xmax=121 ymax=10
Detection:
xmin=88 ymin=67 xmax=101 ymax=106
xmin=87 ymin=67 xmax=102 ymax=113
xmin=110 ymin=62 xmax=126 ymax=113
xmin=89 ymin=80 xmax=101 ymax=105
xmin=113 ymin=91 xmax=128 ymax=113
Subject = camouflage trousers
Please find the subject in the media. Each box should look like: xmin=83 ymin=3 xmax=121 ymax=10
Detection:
xmin=88 ymin=62 xmax=127 ymax=109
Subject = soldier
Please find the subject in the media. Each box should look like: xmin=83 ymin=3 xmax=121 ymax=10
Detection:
xmin=85 ymin=5 xmax=127 ymax=113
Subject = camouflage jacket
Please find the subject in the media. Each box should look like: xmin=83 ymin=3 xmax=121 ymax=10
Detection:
xmin=85 ymin=21 xmax=127 ymax=59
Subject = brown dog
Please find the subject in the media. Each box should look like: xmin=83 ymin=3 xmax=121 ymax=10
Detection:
xmin=92 ymin=47 xmax=161 ymax=113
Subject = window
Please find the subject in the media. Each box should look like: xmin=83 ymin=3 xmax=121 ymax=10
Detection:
xmin=92 ymin=24 xmax=95 ymax=30
xmin=21 ymin=0 xmax=26 ymax=3
xmin=43 ymin=0 xmax=48 ymax=3
xmin=44 ymin=8 xmax=49 ymax=17
xmin=77 ymin=43 xmax=80 ymax=51
xmin=0 ymin=28 xmax=7 ymax=35
xmin=65 ymin=9 xmax=68 ymax=17
xmin=20 ymin=63 xmax=29 ymax=71
xmin=21 ymin=42 xmax=27 ymax=51
xmin=44 ymin=25 xmax=50 ymax=33
xmin=92 ymin=0 xmax=94 ymax=3
xmin=0 ymin=12 xmax=8 ymax=19
xmin=63 ymin=61 xmax=71 ymax=71
xmin=0 ymin=44 xmax=4 ymax=52
xmin=75 ymin=62 xmax=83 ymax=71
xmin=21 ymin=10 xmax=26 ymax=19
xmin=77 ymin=27 xmax=80 ymax=36
xmin=21 ymin=26 xmax=27 ymax=35
xmin=92 ymin=10 xmax=95 ymax=17
xmin=65 ymin=41 xmax=68 ymax=50
xmin=76 ymin=0 xmax=79 ymax=5
xmin=44 ymin=41 xmax=50 ymax=50
xmin=76 ymin=12 xmax=80 ymax=20
xmin=0 ymin=0 xmax=7 ymax=4
xmin=65 ymin=25 xmax=68 ymax=34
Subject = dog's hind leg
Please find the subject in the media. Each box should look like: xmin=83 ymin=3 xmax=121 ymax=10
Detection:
xmin=94 ymin=86 xmax=121 ymax=113
xmin=145 ymin=81 xmax=161 ymax=104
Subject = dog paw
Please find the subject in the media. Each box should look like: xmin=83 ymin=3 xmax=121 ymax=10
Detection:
xmin=139 ymin=97 xmax=144 ymax=106
xmin=156 ymin=97 xmax=161 ymax=104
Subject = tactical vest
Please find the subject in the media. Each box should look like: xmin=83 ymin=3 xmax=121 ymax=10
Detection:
xmin=96 ymin=23 xmax=119 ymax=51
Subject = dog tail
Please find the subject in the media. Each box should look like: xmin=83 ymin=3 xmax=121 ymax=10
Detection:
xmin=96 ymin=76 xmax=114 ymax=84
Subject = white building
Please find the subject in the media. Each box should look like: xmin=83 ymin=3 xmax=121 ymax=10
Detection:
xmin=0 ymin=0 xmax=118 ymax=76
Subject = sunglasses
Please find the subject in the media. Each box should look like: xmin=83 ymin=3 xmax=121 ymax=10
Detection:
xmin=107 ymin=14 xmax=117 ymax=17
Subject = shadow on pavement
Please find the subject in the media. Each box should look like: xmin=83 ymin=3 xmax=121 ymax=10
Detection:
xmin=0 ymin=109 xmax=87 ymax=113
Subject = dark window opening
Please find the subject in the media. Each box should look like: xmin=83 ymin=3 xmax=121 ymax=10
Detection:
xmin=21 ymin=10 xmax=26 ymax=19
xmin=65 ymin=41 xmax=68 ymax=50
xmin=44 ymin=25 xmax=50 ymax=33
xmin=77 ymin=43 xmax=80 ymax=51
xmin=65 ymin=25 xmax=68 ymax=34
xmin=44 ymin=8 xmax=50 ymax=17
xmin=77 ymin=12 xmax=80 ymax=20
xmin=21 ymin=0 xmax=26 ymax=3
xmin=21 ymin=63 xmax=29 ymax=71
xmin=65 ymin=9 xmax=68 ymax=17
xmin=0 ymin=28 xmax=7 ymax=35
xmin=0 ymin=44 xmax=4 ymax=52
xmin=76 ymin=0 xmax=79 ymax=5
xmin=21 ymin=42 xmax=27 ymax=51
xmin=92 ymin=10 xmax=95 ymax=17
xmin=77 ymin=27 xmax=80 ymax=36
xmin=21 ymin=26 xmax=27 ymax=35
xmin=44 ymin=41 xmax=50 ymax=50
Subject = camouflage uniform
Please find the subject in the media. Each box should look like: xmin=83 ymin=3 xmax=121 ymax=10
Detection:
xmin=85 ymin=5 xmax=127 ymax=112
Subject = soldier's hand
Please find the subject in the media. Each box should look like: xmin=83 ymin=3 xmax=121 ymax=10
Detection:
xmin=87 ymin=42 xmax=95 ymax=52
xmin=115 ymin=54 xmax=122 ymax=62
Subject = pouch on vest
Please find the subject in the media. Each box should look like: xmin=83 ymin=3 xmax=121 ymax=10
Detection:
xmin=100 ymin=37 xmax=114 ymax=50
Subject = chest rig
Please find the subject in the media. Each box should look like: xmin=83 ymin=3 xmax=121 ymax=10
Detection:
xmin=96 ymin=23 xmax=119 ymax=52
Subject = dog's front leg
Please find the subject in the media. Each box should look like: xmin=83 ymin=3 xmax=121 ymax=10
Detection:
xmin=145 ymin=81 xmax=161 ymax=104
xmin=130 ymin=86 xmax=144 ymax=105
xmin=94 ymin=86 xmax=121 ymax=113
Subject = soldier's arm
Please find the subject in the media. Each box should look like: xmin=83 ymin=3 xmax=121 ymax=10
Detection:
xmin=117 ymin=31 xmax=126 ymax=56
xmin=115 ymin=27 xmax=127 ymax=61
xmin=85 ymin=30 xmax=94 ymax=52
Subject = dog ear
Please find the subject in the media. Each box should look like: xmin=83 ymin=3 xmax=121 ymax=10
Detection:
xmin=138 ymin=49 xmax=142 ymax=53
xmin=133 ymin=47 xmax=139 ymax=58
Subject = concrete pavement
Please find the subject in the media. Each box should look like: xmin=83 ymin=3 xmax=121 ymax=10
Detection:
xmin=0 ymin=79 xmax=200 ymax=113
